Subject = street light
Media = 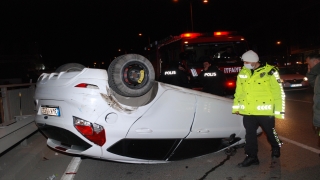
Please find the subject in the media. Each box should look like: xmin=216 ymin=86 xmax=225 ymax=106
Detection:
xmin=173 ymin=0 xmax=208 ymax=32
xmin=138 ymin=33 xmax=150 ymax=46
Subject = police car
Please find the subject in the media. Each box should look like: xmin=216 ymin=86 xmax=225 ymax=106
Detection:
xmin=34 ymin=54 xmax=262 ymax=164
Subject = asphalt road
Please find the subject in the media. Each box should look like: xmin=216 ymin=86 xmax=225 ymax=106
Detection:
xmin=0 ymin=88 xmax=320 ymax=180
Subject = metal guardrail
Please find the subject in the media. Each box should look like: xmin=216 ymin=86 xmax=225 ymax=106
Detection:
xmin=0 ymin=83 xmax=35 ymax=124
xmin=0 ymin=83 xmax=38 ymax=154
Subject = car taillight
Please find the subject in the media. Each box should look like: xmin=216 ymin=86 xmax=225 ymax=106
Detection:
xmin=75 ymin=83 xmax=99 ymax=89
xmin=73 ymin=116 xmax=106 ymax=146
xmin=226 ymin=81 xmax=235 ymax=87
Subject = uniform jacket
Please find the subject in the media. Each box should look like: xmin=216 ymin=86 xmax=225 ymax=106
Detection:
xmin=232 ymin=63 xmax=285 ymax=119
xmin=198 ymin=66 xmax=226 ymax=96
xmin=306 ymin=63 xmax=320 ymax=127
xmin=160 ymin=67 xmax=190 ymax=88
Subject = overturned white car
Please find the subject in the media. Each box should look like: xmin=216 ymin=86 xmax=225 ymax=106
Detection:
xmin=34 ymin=54 xmax=261 ymax=164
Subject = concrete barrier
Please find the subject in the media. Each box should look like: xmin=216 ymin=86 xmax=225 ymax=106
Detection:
xmin=0 ymin=115 xmax=38 ymax=154
xmin=0 ymin=83 xmax=37 ymax=154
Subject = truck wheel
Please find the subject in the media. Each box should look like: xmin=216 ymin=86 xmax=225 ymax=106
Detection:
xmin=55 ymin=63 xmax=86 ymax=73
xmin=108 ymin=54 xmax=155 ymax=97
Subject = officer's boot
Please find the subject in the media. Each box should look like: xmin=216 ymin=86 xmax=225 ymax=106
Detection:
xmin=315 ymin=126 xmax=320 ymax=147
xmin=237 ymin=155 xmax=259 ymax=167
xmin=271 ymin=147 xmax=280 ymax=158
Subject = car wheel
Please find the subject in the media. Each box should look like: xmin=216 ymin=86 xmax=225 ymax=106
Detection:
xmin=108 ymin=54 xmax=155 ymax=97
xmin=55 ymin=63 xmax=86 ymax=73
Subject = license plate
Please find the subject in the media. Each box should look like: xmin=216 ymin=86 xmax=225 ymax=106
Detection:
xmin=290 ymin=84 xmax=302 ymax=87
xmin=41 ymin=106 xmax=61 ymax=116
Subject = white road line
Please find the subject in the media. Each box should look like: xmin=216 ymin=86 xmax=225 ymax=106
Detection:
xmin=286 ymin=98 xmax=313 ymax=103
xmin=279 ymin=135 xmax=320 ymax=154
xmin=60 ymin=157 xmax=82 ymax=180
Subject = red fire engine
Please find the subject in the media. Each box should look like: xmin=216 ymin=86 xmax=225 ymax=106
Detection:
xmin=143 ymin=31 xmax=249 ymax=94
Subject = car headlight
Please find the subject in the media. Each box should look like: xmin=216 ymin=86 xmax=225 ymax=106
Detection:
xmin=303 ymin=77 xmax=308 ymax=81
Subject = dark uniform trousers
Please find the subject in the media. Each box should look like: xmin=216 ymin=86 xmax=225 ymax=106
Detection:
xmin=243 ymin=115 xmax=280 ymax=157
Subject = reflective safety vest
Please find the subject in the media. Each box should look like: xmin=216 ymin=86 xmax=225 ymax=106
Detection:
xmin=232 ymin=63 xmax=285 ymax=119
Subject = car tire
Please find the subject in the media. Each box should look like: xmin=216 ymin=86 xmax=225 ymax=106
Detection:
xmin=108 ymin=54 xmax=155 ymax=97
xmin=55 ymin=63 xmax=86 ymax=73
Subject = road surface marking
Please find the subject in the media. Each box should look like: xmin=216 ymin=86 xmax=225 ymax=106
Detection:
xmin=286 ymin=98 xmax=312 ymax=104
xmin=279 ymin=135 xmax=320 ymax=154
xmin=60 ymin=157 xmax=82 ymax=180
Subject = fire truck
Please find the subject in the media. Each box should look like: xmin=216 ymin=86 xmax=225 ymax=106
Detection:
xmin=143 ymin=31 xmax=249 ymax=95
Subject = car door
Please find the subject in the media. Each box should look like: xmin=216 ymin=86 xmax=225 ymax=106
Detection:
xmin=126 ymin=90 xmax=196 ymax=138
xmin=188 ymin=95 xmax=243 ymax=138
xmin=115 ymin=89 xmax=196 ymax=160
xmin=167 ymin=95 xmax=243 ymax=161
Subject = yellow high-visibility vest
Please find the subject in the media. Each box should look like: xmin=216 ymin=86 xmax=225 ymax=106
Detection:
xmin=232 ymin=63 xmax=285 ymax=119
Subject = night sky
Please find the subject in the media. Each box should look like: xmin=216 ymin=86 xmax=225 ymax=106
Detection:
xmin=1 ymin=0 xmax=320 ymax=68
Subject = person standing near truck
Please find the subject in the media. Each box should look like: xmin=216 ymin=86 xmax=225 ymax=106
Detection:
xmin=198 ymin=58 xmax=226 ymax=96
xmin=160 ymin=61 xmax=190 ymax=88
xmin=232 ymin=50 xmax=285 ymax=167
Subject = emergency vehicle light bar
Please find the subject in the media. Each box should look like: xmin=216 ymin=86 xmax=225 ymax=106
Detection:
xmin=181 ymin=31 xmax=237 ymax=38
xmin=180 ymin=33 xmax=202 ymax=38
xmin=214 ymin=31 xmax=230 ymax=36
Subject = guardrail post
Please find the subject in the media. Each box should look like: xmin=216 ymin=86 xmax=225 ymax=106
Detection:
xmin=0 ymin=87 xmax=10 ymax=124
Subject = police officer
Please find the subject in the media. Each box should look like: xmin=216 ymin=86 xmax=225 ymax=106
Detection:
xmin=160 ymin=61 xmax=190 ymax=88
xmin=198 ymin=58 xmax=226 ymax=96
xmin=232 ymin=50 xmax=285 ymax=168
